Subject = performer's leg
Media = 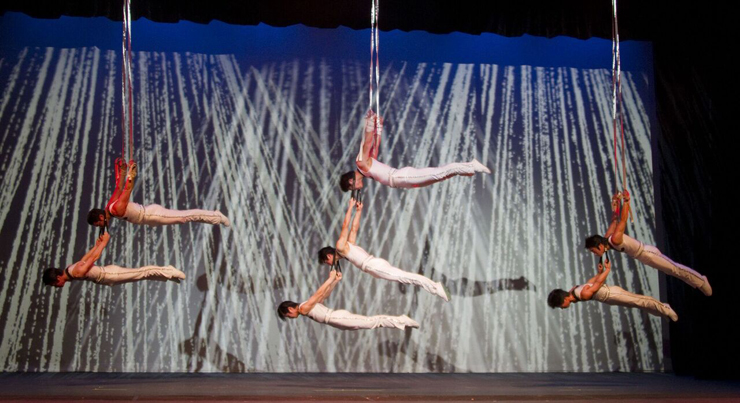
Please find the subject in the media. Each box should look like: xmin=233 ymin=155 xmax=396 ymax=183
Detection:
xmin=141 ymin=204 xmax=230 ymax=227
xmin=95 ymin=265 xmax=185 ymax=286
xmin=389 ymin=160 xmax=491 ymax=188
xmin=603 ymin=285 xmax=678 ymax=321
xmin=639 ymin=244 xmax=711 ymax=295
xmin=362 ymin=257 xmax=450 ymax=301
xmin=329 ymin=309 xmax=419 ymax=330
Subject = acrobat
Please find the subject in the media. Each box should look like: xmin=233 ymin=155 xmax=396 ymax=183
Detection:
xmin=339 ymin=110 xmax=491 ymax=192
xmin=317 ymin=197 xmax=450 ymax=302
xmin=547 ymin=260 xmax=678 ymax=321
xmin=42 ymin=232 xmax=185 ymax=287
xmin=277 ymin=269 xmax=419 ymax=330
xmin=87 ymin=158 xmax=230 ymax=228
xmin=584 ymin=190 xmax=711 ymax=296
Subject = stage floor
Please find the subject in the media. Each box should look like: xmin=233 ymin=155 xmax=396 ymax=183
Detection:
xmin=1 ymin=373 xmax=739 ymax=402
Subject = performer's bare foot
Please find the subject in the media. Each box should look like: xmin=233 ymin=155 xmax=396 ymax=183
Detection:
xmin=401 ymin=315 xmax=420 ymax=329
xmin=471 ymin=159 xmax=492 ymax=174
xmin=664 ymin=303 xmax=678 ymax=322
xmin=217 ymin=211 xmax=231 ymax=227
xmin=699 ymin=276 xmax=712 ymax=296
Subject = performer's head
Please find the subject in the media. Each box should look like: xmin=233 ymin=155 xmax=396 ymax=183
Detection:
xmin=584 ymin=235 xmax=608 ymax=256
xmin=547 ymin=289 xmax=573 ymax=309
xmin=317 ymin=246 xmax=336 ymax=265
xmin=277 ymin=301 xmax=300 ymax=320
xmin=87 ymin=208 xmax=107 ymax=227
xmin=339 ymin=172 xmax=356 ymax=192
xmin=42 ymin=268 xmax=66 ymax=288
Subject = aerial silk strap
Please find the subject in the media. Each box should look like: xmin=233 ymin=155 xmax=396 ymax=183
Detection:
xmin=359 ymin=0 xmax=381 ymax=163
xmin=611 ymin=0 xmax=632 ymax=221
xmin=122 ymin=0 xmax=134 ymax=163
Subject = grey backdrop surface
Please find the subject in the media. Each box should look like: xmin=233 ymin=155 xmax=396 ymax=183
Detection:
xmin=0 ymin=42 xmax=660 ymax=372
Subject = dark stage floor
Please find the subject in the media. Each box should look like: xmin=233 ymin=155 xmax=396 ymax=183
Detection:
xmin=1 ymin=372 xmax=739 ymax=402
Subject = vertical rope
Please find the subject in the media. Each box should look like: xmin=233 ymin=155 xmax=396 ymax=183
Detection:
xmin=360 ymin=0 xmax=380 ymax=162
xmin=610 ymin=0 xmax=620 ymax=193
xmin=122 ymin=0 xmax=134 ymax=162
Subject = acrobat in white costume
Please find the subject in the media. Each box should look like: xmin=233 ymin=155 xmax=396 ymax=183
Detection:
xmin=88 ymin=159 xmax=229 ymax=229
xmin=548 ymin=260 xmax=678 ymax=321
xmin=71 ymin=264 xmax=185 ymax=286
xmin=278 ymin=269 xmax=419 ymax=331
xmin=587 ymin=191 xmax=711 ymax=296
xmin=341 ymin=110 xmax=490 ymax=192
xmin=302 ymin=302 xmax=418 ymax=330
xmin=573 ymin=283 xmax=677 ymax=321
xmin=111 ymin=201 xmax=228 ymax=227
xmin=42 ymin=233 xmax=184 ymax=289
xmin=319 ymin=197 xmax=450 ymax=302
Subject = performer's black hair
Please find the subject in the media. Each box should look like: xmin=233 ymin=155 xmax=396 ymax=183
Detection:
xmin=42 ymin=268 xmax=63 ymax=286
xmin=317 ymin=246 xmax=336 ymax=265
xmin=87 ymin=208 xmax=106 ymax=226
xmin=584 ymin=235 xmax=608 ymax=250
xmin=339 ymin=172 xmax=355 ymax=192
xmin=277 ymin=301 xmax=299 ymax=320
xmin=547 ymin=289 xmax=570 ymax=308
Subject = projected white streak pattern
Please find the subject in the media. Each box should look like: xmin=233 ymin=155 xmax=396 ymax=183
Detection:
xmin=0 ymin=47 xmax=660 ymax=372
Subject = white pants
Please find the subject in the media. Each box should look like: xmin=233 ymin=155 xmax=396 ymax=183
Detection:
xmin=88 ymin=265 xmax=185 ymax=286
xmin=594 ymin=285 xmax=677 ymax=320
xmin=124 ymin=202 xmax=225 ymax=227
xmin=324 ymin=310 xmax=418 ymax=330
xmin=360 ymin=256 xmax=446 ymax=300
xmin=636 ymin=244 xmax=705 ymax=288
xmin=364 ymin=159 xmax=476 ymax=188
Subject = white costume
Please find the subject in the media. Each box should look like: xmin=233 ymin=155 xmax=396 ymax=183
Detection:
xmin=573 ymin=283 xmax=678 ymax=321
xmin=608 ymin=234 xmax=706 ymax=289
xmin=301 ymin=302 xmax=419 ymax=330
xmin=68 ymin=264 xmax=185 ymax=286
xmin=358 ymin=158 xmax=489 ymax=189
xmin=343 ymin=243 xmax=449 ymax=301
xmin=109 ymin=201 xmax=229 ymax=227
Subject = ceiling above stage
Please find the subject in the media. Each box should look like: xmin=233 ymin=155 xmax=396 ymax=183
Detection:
xmin=1 ymin=0 xmax=672 ymax=41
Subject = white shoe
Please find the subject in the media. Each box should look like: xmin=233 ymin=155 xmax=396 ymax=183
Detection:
xmin=664 ymin=304 xmax=678 ymax=322
xmin=699 ymin=276 xmax=712 ymax=296
xmin=217 ymin=211 xmax=231 ymax=227
xmin=471 ymin=159 xmax=491 ymax=174
xmin=401 ymin=315 xmax=420 ymax=329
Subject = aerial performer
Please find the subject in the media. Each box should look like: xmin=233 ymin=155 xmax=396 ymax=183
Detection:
xmin=277 ymin=268 xmax=419 ymax=330
xmin=547 ymin=259 xmax=678 ymax=321
xmin=86 ymin=158 xmax=230 ymax=228
xmin=317 ymin=197 xmax=450 ymax=302
xmin=584 ymin=190 xmax=711 ymax=296
xmin=339 ymin=111 xmax=491 ymax=192
xmin=42 ymin=232 xmax=185 ymax=288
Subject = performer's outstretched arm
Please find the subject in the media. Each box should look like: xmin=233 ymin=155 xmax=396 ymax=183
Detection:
xmin=109 ymin=161 xmax=138 ymax=217
xmin=347 ymin=200 xmax=363 ymax=245
xmin=298 ymin=270 xmax=341 ymax=315
xmin=334 ymin=198 xmax=356 ymax=255
xmin=105 ymin=159 xmax=127 ymax=212
xmin=69 ymin=233 xmax=110 ymax=278
xmin=579 ymin=260 xmax=612 ymax=301
xmin=609 ymin=191 xmax=631 ymax=246
xmin=604 ymin=192 xmax=622 ymax=238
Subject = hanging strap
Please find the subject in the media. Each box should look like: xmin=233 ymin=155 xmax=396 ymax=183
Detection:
xmin=360 ymin=0 xmax=381 ymax=162
xmin=122 ymin=0 xmax=134 ymax=162
xmin=610 ymin=0 xmax=633 ymax=221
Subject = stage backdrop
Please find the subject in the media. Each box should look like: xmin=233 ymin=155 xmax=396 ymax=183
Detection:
xmin=0 ymin=14 xmax=660 ymax=372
